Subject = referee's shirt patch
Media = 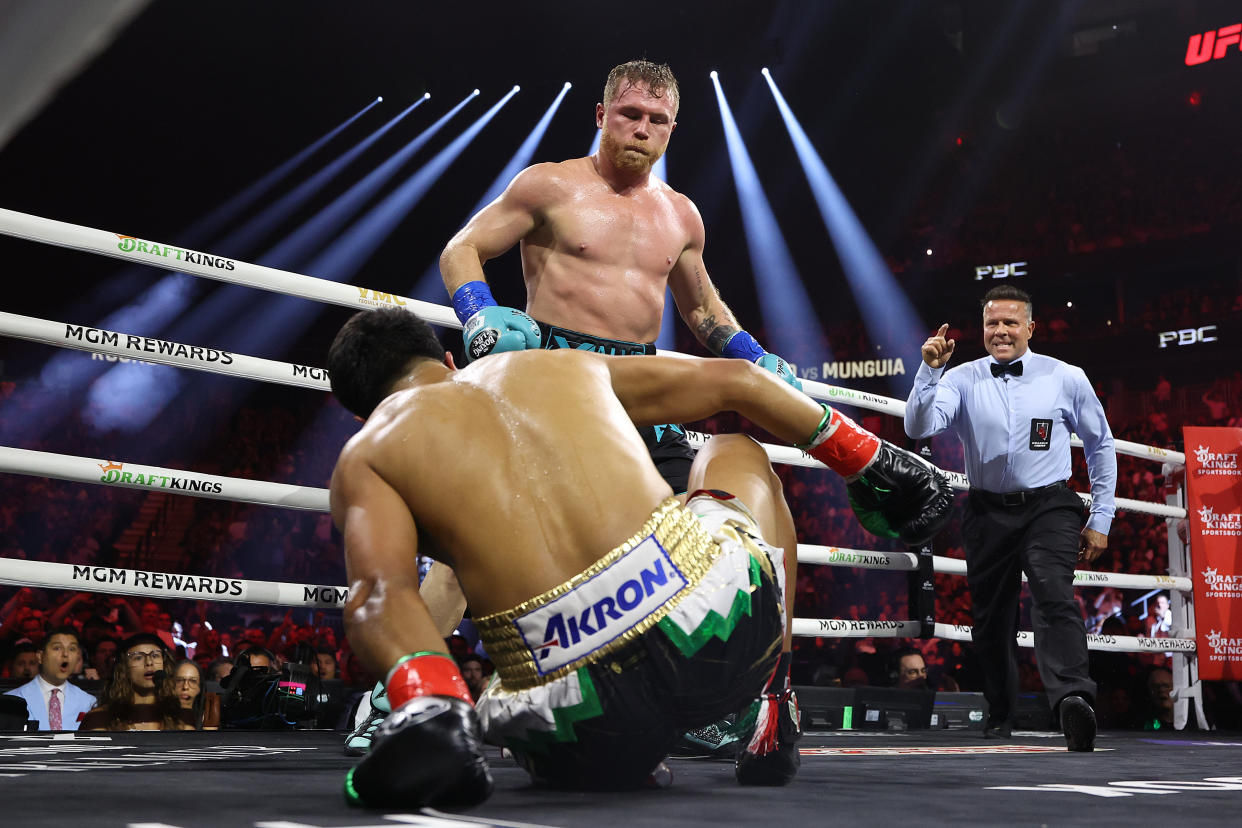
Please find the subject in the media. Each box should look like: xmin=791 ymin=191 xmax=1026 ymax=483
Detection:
xmin=1029 ymin=418 xmax=1052 ymax=451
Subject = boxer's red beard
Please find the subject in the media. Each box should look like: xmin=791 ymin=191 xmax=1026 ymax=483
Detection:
xmin=601 ymin=129 xmax=660 ymax=174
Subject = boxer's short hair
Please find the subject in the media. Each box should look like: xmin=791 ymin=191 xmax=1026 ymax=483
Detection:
xmin=328 ymin=307 xmax=447 ymax=418
xmin=603 ymin=60 xmax=679 ymax=116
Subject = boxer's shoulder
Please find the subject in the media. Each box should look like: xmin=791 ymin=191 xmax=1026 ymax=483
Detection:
xmin=505 ymin=161 xmax=581 ymax=207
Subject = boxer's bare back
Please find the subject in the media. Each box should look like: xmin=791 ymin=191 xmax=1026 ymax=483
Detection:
xmin=332 ymin=350 xmax=673 ymax=620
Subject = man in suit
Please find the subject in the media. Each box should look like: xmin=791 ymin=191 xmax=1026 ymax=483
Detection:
xmin=4 ymin=626 xmax=97 ymax=730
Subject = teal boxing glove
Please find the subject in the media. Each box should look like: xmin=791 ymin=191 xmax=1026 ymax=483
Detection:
xmin=722 ymin=331 xmax=803 ymax=391
xmin=463 ymin=306 xmax=540 ymax=362
xmin=451 ymin=280 xmax=540 ymax=362
xmin=755 ymin=352 xmax=802 ymax=391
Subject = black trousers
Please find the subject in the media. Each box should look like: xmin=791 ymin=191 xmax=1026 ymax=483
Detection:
xmin=962 ymin=484 xmax=1096 ymax=722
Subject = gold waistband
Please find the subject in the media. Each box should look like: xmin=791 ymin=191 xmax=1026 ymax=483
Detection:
xmin=473 ymin=497 xmax=721 ymax=691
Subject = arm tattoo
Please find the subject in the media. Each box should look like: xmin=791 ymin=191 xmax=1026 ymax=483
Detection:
xmin=703 ymin=319 xmax=740 ymax=355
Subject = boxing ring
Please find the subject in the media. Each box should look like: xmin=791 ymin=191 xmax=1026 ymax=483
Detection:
xmin=0 ymin=206 xmax=1207 ymax=732
xmin=5 ymin=206 xmax=1239 ymax=826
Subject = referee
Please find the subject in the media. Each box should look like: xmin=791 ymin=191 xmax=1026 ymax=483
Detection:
xmin=904 ymin=285 xmax=1117 ymax=751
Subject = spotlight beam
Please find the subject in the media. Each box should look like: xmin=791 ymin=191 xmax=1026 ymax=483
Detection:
xmin=196 ymin=98 xmax=386 ymax=249
xmin=710 ymin=73 xmax=827 ymax=368
xmin=85 ymin=94 xmax=480 ymax=433
xmin=314 ymin=87 xmax=521 ymax=287
xmin=763 ymin=70 xmax=926 ymax=390
xmin=221 ymin=97 xmax=429 ymax=260
xmin=413 ymin=83 xmax=574 ymax=300
xmin=2 ymin=100 xmax=389 ymax=444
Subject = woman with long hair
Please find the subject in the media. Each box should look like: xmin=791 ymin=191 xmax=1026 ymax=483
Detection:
xmin=81 ymin=633 xmax=195 ymax=731
xmin=172 ymin=658 xmax=220 ymax=729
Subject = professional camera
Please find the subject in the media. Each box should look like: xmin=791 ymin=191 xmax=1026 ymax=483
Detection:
xmin=219 ymin=650 xmax=321 ymax=730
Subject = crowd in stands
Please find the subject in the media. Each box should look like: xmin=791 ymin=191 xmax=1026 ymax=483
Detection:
xmin=0 ymin=583 xmax=496 ymax=732
xmin=888 ymin=123 xmax=1242 ymax=275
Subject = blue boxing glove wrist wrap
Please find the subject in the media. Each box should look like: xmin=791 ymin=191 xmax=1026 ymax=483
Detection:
xmin=722 ymin=331 xmax=803 ymax=391
xmin=451 ymin=281 xmax=498 ymax=325
xmin=721 ymin=330 xmax=766 ymax=362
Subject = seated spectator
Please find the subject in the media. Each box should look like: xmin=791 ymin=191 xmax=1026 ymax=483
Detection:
xmin=205 ymin=657 xmax=234 ymax=685
xmin=138 ymin=601 xmax=177 ymax=652
xmin=457 ymin=653 xmax=488 ymax=701
xmin=889 ymin=647 xmax=930 ymax=691
xmin=80 ymin=611 xmax=116 ymax=650
xmin=842 ymin=666 xmax=871 ymax=687
xmin=193 ymin=625 xmax=228 ymax=664
xmin=193 ymin=648 xmax=216 ymax=674
xmin=1097 ymin=683 xmax=1141 ymax=730
xmin=81 ymin=633 xmax=194 ymax=731
xmin=233 ymin=646 xmax=276 ymax=674
xmin=314 ymin=647 xmax=338 ymax=680
xmin=14 ymin=609 xmax=47 ymax=648
xmin=159 ymin=610 xmax=192 ymax=657
xmin=172 ymin=658 xmax=219 ymax=730
xmin=446 ymin=633 xmax=472 ymax=661
xmin=1144 ymin=593 xmax=1173 ymax=638
xmin=7 ymin=642 xmax=40 ymax=681
xmin=1087 ymin=588 xmax=1124 ymax=634
xmin=239 ymin=626 xmax=268 ymax=652
xmin=90 ymin=637 xmax=119 ymax=682
xmin=1141 ymin=667 xmax=1175 ymax=731
xmin=3 ymin=627 xmax=96 ymax=731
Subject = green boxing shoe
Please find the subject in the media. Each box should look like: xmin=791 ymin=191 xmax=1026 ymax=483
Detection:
xmin=671 ymin=699 xmax=761 ymax=759
xmin=343 ymin=680 xmax=391 ymax=757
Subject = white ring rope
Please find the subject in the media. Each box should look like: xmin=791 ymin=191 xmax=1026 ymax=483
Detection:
xmin=0 ymin=207 xmax=459 ymax=329
xmin=0 ymin=207 xmax=1194 ymax=655
xmin=0 ymin=558 xmax=347 ymax=608
xmin=799 ymin=543 xmax=1192 ymax=593
xmin=0 ymin=445 xmax=329 ymax=511
xmin=790 ymin=618 xmax=1196 ymax=655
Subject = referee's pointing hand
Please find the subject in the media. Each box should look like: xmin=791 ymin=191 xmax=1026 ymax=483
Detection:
xmin=921 ymin=323 xmax=956 ymax=369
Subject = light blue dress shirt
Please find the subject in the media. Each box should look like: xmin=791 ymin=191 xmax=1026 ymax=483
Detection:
xmin=904 ymin=349 xmax=1117 ymax=535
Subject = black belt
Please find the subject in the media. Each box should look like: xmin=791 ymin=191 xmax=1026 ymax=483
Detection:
xmin=971 ymin=481 xmax=1068 ymax=508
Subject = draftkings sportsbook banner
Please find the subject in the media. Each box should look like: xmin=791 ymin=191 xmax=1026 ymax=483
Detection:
xmin=1184 ymin=426 xmax=1242 ymax=681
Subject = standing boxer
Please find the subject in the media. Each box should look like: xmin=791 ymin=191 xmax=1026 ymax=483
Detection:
xmin=434 ymin=58 xmax=800 ymax=757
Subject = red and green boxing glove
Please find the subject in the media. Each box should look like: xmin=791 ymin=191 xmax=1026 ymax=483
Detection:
xmin=345 ymin=652 xmax=492 ymax=809
xmin=798 ymin=404 xmax=953 ymax=546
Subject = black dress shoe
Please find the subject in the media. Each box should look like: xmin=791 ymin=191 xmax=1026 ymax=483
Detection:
xmin=1060 ymin=695 xmax=1096 ymax=752
xmin=982 ymin=719 xmax=1012 ymax=739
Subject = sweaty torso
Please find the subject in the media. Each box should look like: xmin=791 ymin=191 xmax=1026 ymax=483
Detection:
xmin=350 ymin=350 xmax=674 ymax=616
xmin=521 ymin=158 xmax=692 ymax=343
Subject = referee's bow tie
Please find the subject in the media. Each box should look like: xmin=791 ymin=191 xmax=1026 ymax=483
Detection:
xmin=991 ymin=360 xmax=1023 ymax=378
